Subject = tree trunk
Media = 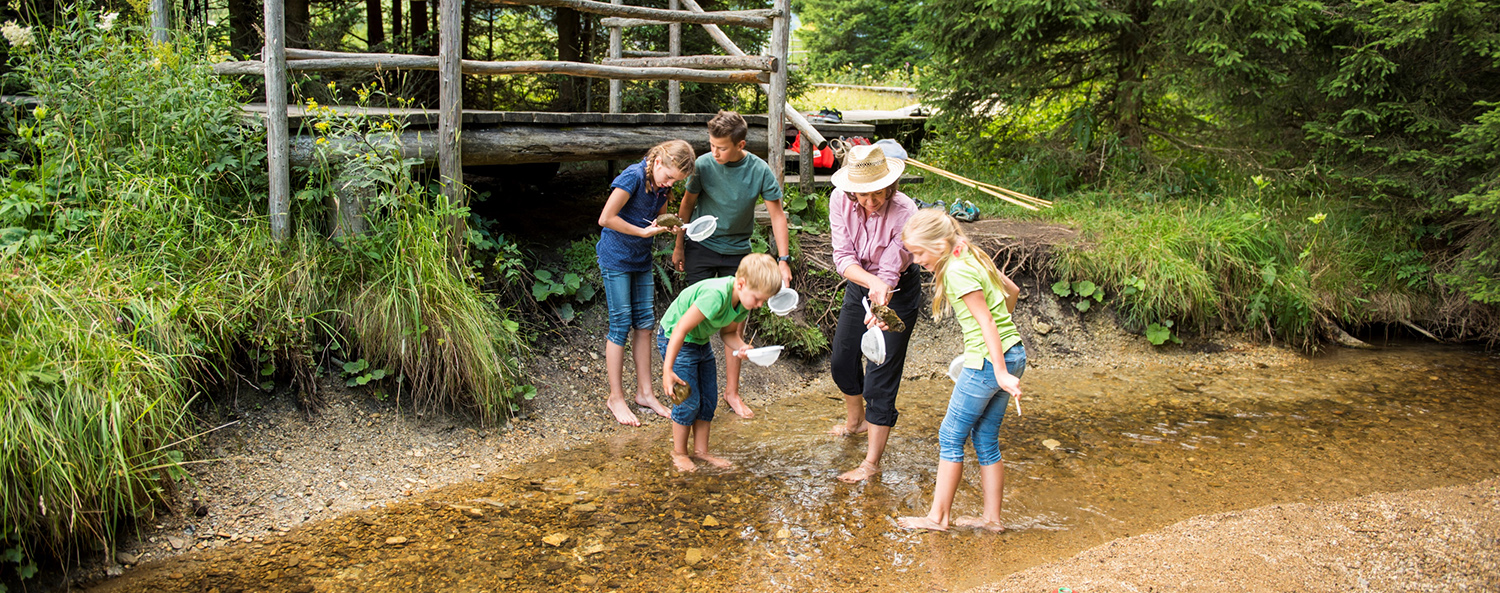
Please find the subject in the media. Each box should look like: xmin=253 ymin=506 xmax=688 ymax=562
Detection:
xmin=228 ymin=0 xmax=260 ymax=59
xmin=366 ymin=0 xmax=385 ymax=48
xmin=392 ymin=0 xmax=403 ymax=51
xmin=555 ymin=7 xmax=583 ymax=110
xmin=286 ymin=0 xmax=310 ymax=48
xmin=411 ymin=0 xmax=429 ymax=54
xmin=326 ymin=172 xmax=370 ymax=239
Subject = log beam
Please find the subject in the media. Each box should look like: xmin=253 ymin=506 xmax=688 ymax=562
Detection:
xmin=288 ymin=125 xmax=770 ymax=168
xmin=486 ymin=0 xmax=776 ymax=29
xmin=216 ymin=57 xmax=770 ymax=84
xmin=265 ymin=0 xmax=290 ymax=242
xmin=601 ymin=55 xmax=774 ymax=71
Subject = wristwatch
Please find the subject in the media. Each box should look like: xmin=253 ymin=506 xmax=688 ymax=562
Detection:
xmin=777 ymin=255 xmax=792 ymax=263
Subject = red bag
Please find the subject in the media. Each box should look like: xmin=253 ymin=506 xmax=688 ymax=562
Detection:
xmin=791 ymin=132 xmax=836 ymax=169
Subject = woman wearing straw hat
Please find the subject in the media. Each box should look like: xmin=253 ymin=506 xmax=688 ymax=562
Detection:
xmin=827 ymin=142 xmax=924 ymax=483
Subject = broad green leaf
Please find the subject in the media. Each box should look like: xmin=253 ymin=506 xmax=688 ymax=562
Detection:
xmin=1051 ymin=280 xmax=1072 ymax=297
xmin=1074 ymin=280 xmax=1097 ymax=298
xmin=1074 ymin=300 xmax=1091 ymax=312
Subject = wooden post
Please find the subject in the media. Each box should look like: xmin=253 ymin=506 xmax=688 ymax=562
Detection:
xmin=799 ymin=127 xmax=813 ymax=195
xmin=766 ymin=0 xmax=789 ymax=191
xmin=439 ymin=0 xmax=464 ymax=257
xmin=150 ymin=0 xmax=170 ymax=42
xmin=265 ymin=0 xmax=290 ymax=242
xmin=668 ymin=0 xmax=680 ymax=113
xmin=608 ymin=0 xmax=622 ymax=114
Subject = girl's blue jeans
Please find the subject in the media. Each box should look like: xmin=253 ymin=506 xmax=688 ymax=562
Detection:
xmin=938 ymin=343 xmax=1027 ymax=466
xmin=601 ymin=267 xmax=655 ymax=346
xmin=656 ymin=327 xmax=719 ymax=426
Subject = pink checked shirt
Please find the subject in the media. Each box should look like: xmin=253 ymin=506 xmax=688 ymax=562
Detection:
xmin=829 ymin=189 xmax=918 ymax=288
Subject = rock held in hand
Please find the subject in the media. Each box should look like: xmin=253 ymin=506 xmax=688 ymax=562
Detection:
xmin=872 ymin=303 xmax=905 ymax=333
xmin=655 ymin=213 xmax=684 ymax=228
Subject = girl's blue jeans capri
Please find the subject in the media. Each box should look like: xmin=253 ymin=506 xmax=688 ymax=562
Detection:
xmin=656 ymin=327 xmax=719 ymax=427
xmin=601 ymin=267 xmax=655 ymax=347
xmin=939 ymin=343 xmax=1027 ymax=466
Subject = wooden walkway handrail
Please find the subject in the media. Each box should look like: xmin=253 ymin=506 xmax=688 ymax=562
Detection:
xmin=216 ymin=56 xmax=770 ymax=84
xmin=678 ymin=0 xmax=825 ymax=148
xmin=602 ymin=55 xmax=775 ymax=72
xmin=489 ymin=0 xmax=777 ymax=29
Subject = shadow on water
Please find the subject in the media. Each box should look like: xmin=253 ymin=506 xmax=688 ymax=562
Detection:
xmin=90 ymin=345 xmax=1500 ymax=592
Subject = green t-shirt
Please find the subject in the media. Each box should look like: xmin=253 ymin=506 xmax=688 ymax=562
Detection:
xmin=660 ymin=277 xmax=750 ymax=345
xmin=944 ymin=250 xmax=1023 ymax=369
xmin=685 ymin=151 xmax=782 ymax=255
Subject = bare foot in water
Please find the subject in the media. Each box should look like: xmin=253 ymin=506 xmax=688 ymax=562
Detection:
xmin=636 ymin=393 xmax=671 ymax=419
xmin=606 ymin=395 xmax=640 ymax=426
xmin=671 ymin=453 xmax=697 ymax=472
xmin=897 ymin=516 xmax=948 ymax=532
xmin=724 ymin=393 xmax=755 ymax=419
xmin=692 ymin=451 xmax=734 ymax=469
xmin=837 ymin=461 xmax=879 ymax=483
xmin=829 ymin=421 xmax=869 ymax=437
xmin=954 ymin=516 xmax=1006 ymax=532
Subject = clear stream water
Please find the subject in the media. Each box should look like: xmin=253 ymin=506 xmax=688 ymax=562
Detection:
xmin=93 ymin=345 xmax=1500 ymax=592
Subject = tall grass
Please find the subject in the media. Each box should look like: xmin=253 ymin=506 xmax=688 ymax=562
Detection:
xmin=0 ymin=9 xmax=531 ymax=565
xmin=903 ymin=135 xmax=1449 ymax=348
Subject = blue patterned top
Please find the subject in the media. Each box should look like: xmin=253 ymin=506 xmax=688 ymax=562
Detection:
xmin=597 ymin=159 xmax=671 ymax=272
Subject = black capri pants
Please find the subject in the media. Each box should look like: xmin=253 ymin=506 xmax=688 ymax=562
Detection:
xmin=829 ymin=264 xmax=924 ymax=427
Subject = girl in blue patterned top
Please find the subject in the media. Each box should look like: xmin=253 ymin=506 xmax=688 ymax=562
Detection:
xmin=597 ymin=139 xmax=697 ymax=426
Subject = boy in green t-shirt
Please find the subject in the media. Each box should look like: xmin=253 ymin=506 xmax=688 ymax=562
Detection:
xmin=657 ymin=254 xmax=782 ymax=472
xmin=671 ymin=110 xmax=793 ymax=420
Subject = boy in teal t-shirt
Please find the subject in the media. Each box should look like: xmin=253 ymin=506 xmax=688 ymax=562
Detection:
xmin=671 ymin=110 xmax=793 ymax=420
xmin=657 ymin=254 xmax=782 ymax=472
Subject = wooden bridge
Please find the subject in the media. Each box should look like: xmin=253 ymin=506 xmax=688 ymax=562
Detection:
xmin=201 ymin=0 xmax=924 ymax=245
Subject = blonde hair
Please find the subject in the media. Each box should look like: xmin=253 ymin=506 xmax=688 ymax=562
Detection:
xmin=735 ymin=253 xmax=782 ymax=297
xmin=901 ymin=209 xmax=1007 ymax=319
xmin=644 ymin=139 xmax=696 ymax=190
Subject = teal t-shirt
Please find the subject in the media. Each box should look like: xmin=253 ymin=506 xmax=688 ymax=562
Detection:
xmin=944 ymin=250 xmax=1023 ymax=369
xmin=685 ymin=151 xmax=782 ymax=255
xmin=660 ymin=277 xmax=750 ymax=345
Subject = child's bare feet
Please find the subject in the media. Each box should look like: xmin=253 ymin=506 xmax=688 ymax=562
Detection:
xmin=724 ymin=393 xmax=755 ymax=419
xmin=636 ymin=394 xmax=671 ymax=419
xmin=671 ymin=452 xmax=697 ymax=472
xmin=829 ymin=421 xmax=869 ymax=437
xmin=606 ymin=395 xmax=640 ymax=426
xmin=837 ymin=460 xmax=879 ymax=483
xmin=897 ymin=515 xmax=948 ymax=532
xmin=953 ymin=516 xmax=1006 ymax=532
xmin=692 ymin=451 xmax=734 ymax=469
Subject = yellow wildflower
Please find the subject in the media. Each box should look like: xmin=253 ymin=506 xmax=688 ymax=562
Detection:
xmin=314 ymin=121 xmax=330 ymax=133
xmin=316 ymin=137 xmax=329 ymax=146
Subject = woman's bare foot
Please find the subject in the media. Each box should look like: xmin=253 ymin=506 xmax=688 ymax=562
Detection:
xmin=606 ymin=395 xmax=640 ymax=426
xmin=692 ymin=451 xmax=734 ymax=469
xmin=837 ymin=460 xmax=880 ymax=483
xmin=829 ymin=421 xmax=869 ymax=437
xmin=671 ymin=453 xmax=697 ymax=472
xmin=724 ymin=393 xmax=755 ymax=419
xmin=897 ymin=516 xmax=948 ymax=532
xmin=635 ymin=394 xmax=671 ymax=419
xmin=953 ymin=516 xmax=1006 ymax=532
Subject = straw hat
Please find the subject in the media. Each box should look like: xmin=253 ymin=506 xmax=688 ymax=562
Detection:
xmin=831 ymin=144 xmax=905 ymax=193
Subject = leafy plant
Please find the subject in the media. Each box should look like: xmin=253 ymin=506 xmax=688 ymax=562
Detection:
xmin=1145 ymin=320 xmax=1182 ymax=346
xmin=1051 ymin=279 xmax=1105 ymax=312
xmin=340 ymin=358 xmax=389 ymax=387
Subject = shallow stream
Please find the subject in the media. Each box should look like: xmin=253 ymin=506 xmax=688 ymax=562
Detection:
xmin=92 ymin=345 xmax=1500 ymax=592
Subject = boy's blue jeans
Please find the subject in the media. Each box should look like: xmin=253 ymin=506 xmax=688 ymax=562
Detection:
xmin=656 ymin=327 xmax=719 ymax=426
xmin=601 ymin=267 xmax=655 ymax=347
xmin=939 ymin=344 xmax=1027 ymax=466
